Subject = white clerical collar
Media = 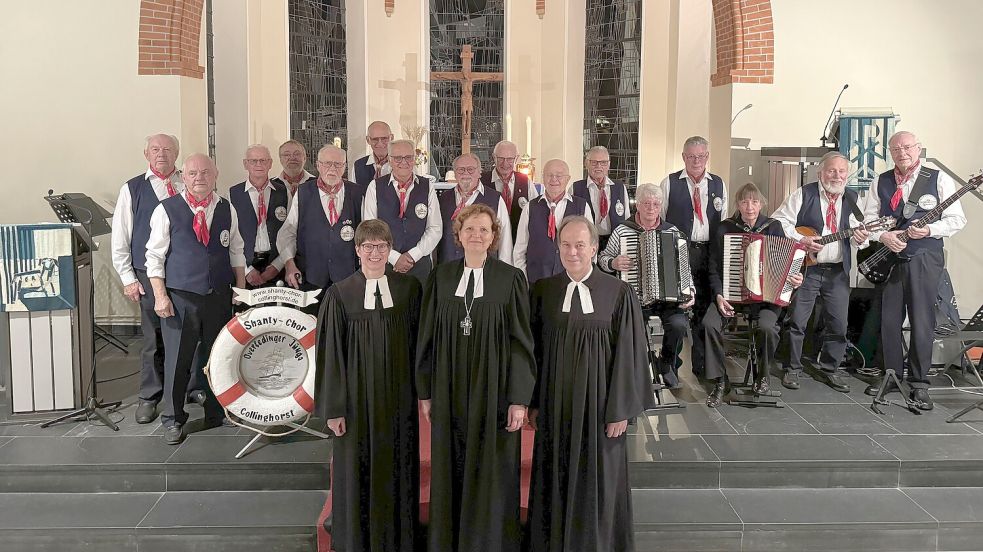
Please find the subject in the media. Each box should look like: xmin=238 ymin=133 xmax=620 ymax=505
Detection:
xmin=454 ymin=266 xmax=485 ymax=298
xmin=363 ymin=275 xmax=394 ymax=310
xmin=562 ymin=268 xmax=594 ymax=314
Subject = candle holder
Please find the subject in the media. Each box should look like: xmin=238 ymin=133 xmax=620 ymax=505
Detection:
xmin=516 ymin=154 xmax=536 ymax=183
xmin=403 ymin=125 xmax=430 ymax=175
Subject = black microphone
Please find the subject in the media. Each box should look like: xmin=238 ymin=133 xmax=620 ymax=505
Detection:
xmin=820 ymin=84 xmax=849 ymax=147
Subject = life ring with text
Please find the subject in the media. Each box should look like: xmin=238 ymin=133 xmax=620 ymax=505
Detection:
xmin=207 ymin=305 xmax=317 ymax=426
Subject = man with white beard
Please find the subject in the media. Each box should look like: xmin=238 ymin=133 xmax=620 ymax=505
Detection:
xmin=773 ymin=152 xmax=869 ymax=392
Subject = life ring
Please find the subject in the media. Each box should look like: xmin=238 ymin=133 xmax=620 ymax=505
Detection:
xmin=207 ymin=305 xmax=318 ymax=426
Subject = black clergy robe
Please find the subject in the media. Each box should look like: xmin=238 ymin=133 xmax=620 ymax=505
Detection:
xmin=315 ymin=270 xmax=422 ymax=552
xmin=527 ymin=269 xmax=652 ymax=552
xmin=416 ymin=257 xmax=536 ymax=552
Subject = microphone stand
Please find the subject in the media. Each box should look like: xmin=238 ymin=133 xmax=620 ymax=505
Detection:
xmin=820 ymin=84 xmax=849 ymax=148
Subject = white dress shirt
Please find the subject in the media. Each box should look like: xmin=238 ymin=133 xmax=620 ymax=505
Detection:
xmin=513 ymin=193 xmax=595 ymax=276
xmin=362 ymin=176 xmax=443 ymax=265
xmin=863 ymin=168 xmax=967 ymax=242
xmin=357 ymin=155 xmax=392 ymax=182
xmin=144 ymin=192 xmax=247 ymax=281
xmin=111 ymin=168 xmax=186 ymax=286
xmin=280 ymin=170 xmax=315 ymax=198
xmin=241 ymin=179 xmax=284 ymax=274
xmin=659 ymin=171 xmax=728 ymax=242
xmin=586 ymin=177 xmax=631 ymax=235
xmin=363 ymin=275 xmax=394 ymax=310
xmin=277 ymin=181 xmax=348 ymax=263
xmin=491 ymin=170 xmax=541 ymax=201
xmin=773 ymin=186 xmax=860 ymax=264
xmin=451 ymin=186 xmax=514 ymax=265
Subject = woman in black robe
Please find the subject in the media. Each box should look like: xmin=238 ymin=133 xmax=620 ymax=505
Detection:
xmin=315 ymin=219 xmax=422 ymax=552
xmin=416 ymin=202 xmax=536 ymax=552
xmin=527 ymin=216 xmax=653 ymax=552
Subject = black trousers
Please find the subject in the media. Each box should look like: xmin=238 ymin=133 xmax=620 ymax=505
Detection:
xmin=160 ymin=288 xmax=231 ymax=427
xmin=135 ymin=269 xmax=166 ymax=403
xmin=688 ymin=242 xmax=712 ymax=375
xmin=703 ymin=304 xmax=781 ymax=382
xmin=881 ymin=249 xmax=944 ymax=389
xmin=784 ymin=264 xmax=850 ymax=374
xmin=643 ymin=303 xmax=689 ymax=376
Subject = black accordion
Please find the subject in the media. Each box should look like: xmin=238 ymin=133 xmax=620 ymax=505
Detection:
xmin=722 ymin=233 xmax=806 ymax=307
xmin=617 ymin=224 xmax=693 ymax=305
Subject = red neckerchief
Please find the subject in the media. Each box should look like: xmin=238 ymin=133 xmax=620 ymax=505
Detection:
xmin=186 ymin=191 xmax=212 ymax=245
xmin=150 ymin=165 xmax=178 ymax=196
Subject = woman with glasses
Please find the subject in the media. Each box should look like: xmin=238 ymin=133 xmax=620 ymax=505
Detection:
xmin=435 ymin=153 xmax=513 ymax=265
xmin=316 ymin=219 xmax=423 ymax=552
xmin=416 ymin=203 xmax=536 ymax=552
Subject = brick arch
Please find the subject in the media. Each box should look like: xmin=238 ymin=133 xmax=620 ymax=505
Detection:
xmin=138 ymin=0 xmax=205 ymax=78
xmin=710 ymin=0 xmax=774 ymax=86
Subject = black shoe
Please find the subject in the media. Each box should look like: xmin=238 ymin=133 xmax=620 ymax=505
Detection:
xmin=819 ymin=370 xmax=850 ymax=393
xmin=753 ymin=377 xmax=770 ymax=395
xmin=911 ymin=388 xmax=934 ymax=411
xmin=188 ymin=390 xmax=207 ymax=405
xmin=135 ymin=400 xmax=158 ymax=424
xmin=706 ymin=381 xmax=726 ymax=408
xmin=164 ymin=425 xmax=184 ymax=445
xmin=781 ymin=371 xmax=800 ymax=390
xmin=662 ymin=370 xmax=682 ymax=390
xmin=864 ymin=375 xmax=900 ymax=397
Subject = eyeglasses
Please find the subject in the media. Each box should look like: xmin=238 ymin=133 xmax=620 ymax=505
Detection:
xmin=358 ymin=243 xmax=391 ymax=253
xmin=683 ymin=154 xmax=709 ymax=162
xmin=587 ymin=159 xmax=610 ymax=167
xmin=317 ymin=161 xmax=346 ymax=169
xmin=455 ymin=166 xmax=479 ymax=174
xmin=495 ymin=156 xmax=517 ymax=164
xmin=391 ymin=155 xmax=416 ymax=164
xmin=368 ymin=136 xmax=391 ymax=144
xmin=280 ymin=151 xmax=304 ymax=159
xmin=544 ymin=173 xmax=570 ymax=181
xmin=889 ymin=143 xmax=920 ymax=154
xmin=245 ymin=158 xmax=271 ymax=165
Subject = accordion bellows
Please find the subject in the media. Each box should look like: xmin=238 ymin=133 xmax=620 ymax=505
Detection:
xmin=723 ymin=233 xmax=806 ymax=307
xmin=618 ymin=228 xmax=693 ymax=305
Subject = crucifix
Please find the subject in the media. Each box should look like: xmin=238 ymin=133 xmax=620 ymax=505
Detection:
xmin=431 ymin=44 xmax=504 ymax=155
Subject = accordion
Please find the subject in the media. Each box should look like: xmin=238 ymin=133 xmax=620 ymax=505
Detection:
xmin=722 ymin=233 xmax=806 ymax=307
xmin=618 ymin=226 xmax=693 ymax=305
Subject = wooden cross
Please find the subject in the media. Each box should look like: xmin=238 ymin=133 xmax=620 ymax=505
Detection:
xmin=430 ymin=44 xmax=504 ymax=155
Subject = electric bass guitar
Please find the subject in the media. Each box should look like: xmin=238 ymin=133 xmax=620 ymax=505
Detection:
xmin=795 ymin=216 xmax=896 ymax=267
xmin=857 ymin=174 xmax=981 ymax=284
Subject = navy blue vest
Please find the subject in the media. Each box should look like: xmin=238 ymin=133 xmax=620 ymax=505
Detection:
xmin=877 ymin=168 xmax=943 ymax=255
xmin=161 ymin=195 xmax=234 ymax=295
xmin=229 ymin=179 xmax=289 ymax=265
xmin=435 ymin=187 xmax=502 ymax=264
xmin=353 ymin=155 xmax=377 ymax=187
xmin=374 ymin=176 xmax=431 ymax=254
xmin=127 ymin=174 xmax=165 ymax=271
xmin=795 ymin=182 xmax=858 ymax=271
xmin=525 ymin=196 xmax=588 ymax=284
xmin=295 ymin=179 xmax=363 ymax=288
xmin=664 ymin=170 xmax=724 ymax=241
xmin=480 ymin=170 xmax=531 ymax=237
xmin=571 ymin=179 xmax=628 ymax=231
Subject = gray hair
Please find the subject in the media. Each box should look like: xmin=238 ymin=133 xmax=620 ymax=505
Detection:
xmin=584 ymin=145 xmax=609 ymax=160
xmin=634 ymin=182 xmax=664 ymax=204
xmin=389 ymin=139 xmax=417 ymax=156
xmin=317 ymin=144 xmax=347 ymax=160
xmin=452 ymin=153 xmax=482 ymax=170
xmin=888 ymin=130 xmax=919 ymax=147
xmin=683 ymin=136 xmax=709 ymax=150
xmin=145 ymin=133 xmax=180 ymax=152
xmin=557 ymin=215 xmax=599 ymax=246
xmin=244 ymin=144 xmax=271 ymax=158
xmin=817 ymin=151 xmax=848 ymax=172
xmin=493 ymin=140 xmax=518 ymax=157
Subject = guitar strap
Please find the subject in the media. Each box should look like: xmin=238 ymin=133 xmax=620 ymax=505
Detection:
xmin=842 ymin=190 xmax=863 ymax=222
xmin=900 ymin=167 xmax=934 ymax=222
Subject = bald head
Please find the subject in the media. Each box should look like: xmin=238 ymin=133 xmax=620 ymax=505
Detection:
xmin=366 ymin=121 xmax=394 ymax=159
xmin=183 ymin=154 xmax=218 ymax=199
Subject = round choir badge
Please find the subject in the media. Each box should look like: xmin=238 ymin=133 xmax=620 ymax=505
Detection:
xmin=220 ymin=230 xmax=231 ymax=247
xmin=340 ymin=225 xmax=355 ymax=241
xmin=615 ymin=200 xmax=625 ymax=217
xmin=917 ymin=194 xmax=938 ymax=210
xmin=713 ymin=196 xmax=724 ymax=212
xmin=275 ymin=206 xmax=287 ymax=221
xmin=518 ymin=197 xmax=529 ymax=209
xmin=415 ymin=203 xmax=428 ymax=219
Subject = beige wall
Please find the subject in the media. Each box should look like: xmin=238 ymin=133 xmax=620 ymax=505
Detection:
xmin=729 ymin=0 xmax=983 ymax=308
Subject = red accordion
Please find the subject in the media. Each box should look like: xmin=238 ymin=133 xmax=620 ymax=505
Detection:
xmin=722 ymin=233 xmax=806 ymax=307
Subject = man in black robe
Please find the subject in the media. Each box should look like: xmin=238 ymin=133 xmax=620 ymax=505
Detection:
xmin=316 ymin=219 xmax=422 ymax=552
xmin=527 ymin=216 xmax=653 ymax=552
xmin=417 ymin=203 xmax=536 ymax=552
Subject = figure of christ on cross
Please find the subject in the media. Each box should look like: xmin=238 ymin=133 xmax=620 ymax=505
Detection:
xmin=430 ymin=44 xmax=504 ymax=155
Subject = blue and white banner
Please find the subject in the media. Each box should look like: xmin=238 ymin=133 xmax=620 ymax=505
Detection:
xmin=0 ymin=224 xmax=76 ymax=312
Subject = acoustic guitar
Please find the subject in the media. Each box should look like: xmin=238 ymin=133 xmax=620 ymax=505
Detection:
xmin=795 ymin=216 xmax=895 ymax=267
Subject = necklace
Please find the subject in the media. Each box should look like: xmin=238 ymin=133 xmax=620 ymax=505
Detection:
xmin=460 ymin=262 xmax=485 ymax=336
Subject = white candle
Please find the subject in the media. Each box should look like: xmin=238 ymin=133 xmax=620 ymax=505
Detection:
xmin=506 ymin=114 xmax=512 ymax=142
xmin=526 ymin=116 xmax=532 ymax=156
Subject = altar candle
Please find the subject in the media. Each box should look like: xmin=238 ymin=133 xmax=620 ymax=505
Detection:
xmin=526 ymin=116 xmax=532 ymax=156
xmin=506 ymin=114 xmax=512 ymax=142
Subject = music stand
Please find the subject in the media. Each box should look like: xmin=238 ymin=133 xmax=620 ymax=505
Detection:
xmin=944 ymin=304 xmax=983 ymax=423
xmin=40 ymin=191 xmax=123 ymax=430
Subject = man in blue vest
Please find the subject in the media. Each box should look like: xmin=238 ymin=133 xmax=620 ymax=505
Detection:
xmin=660 ymin=136 xmax=728 ymax=379
xmin=514 ymin=159 xmax=593 ymax=284
xmin=362 ymin=139 xmax=442 ymax=284
xmin=145 ymin=153 xmax=247 ymax=444
xmin=862 ymin=131 xmax=966 ymax=410
xmin=480 ymin=140 xmax=537 ymax=239
xmin=572 ymin=145 xmax=631 ymax=250
xmin=436 ymin=153 xmax=513 ymax=265
xmin=773 ymin=152 xmax=869 ymax=392
xmin=229 ymin=145 xmax=289 ymax=289
xmin=111 ymin=133 xmax=185 ymax=424
xmin=278 ymin=145 xmax=363 ymax=314
xmin=352 ymin=121 xmax=394 ymax=187
xmin=277 ymin=140 xmax=315 ymax=197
